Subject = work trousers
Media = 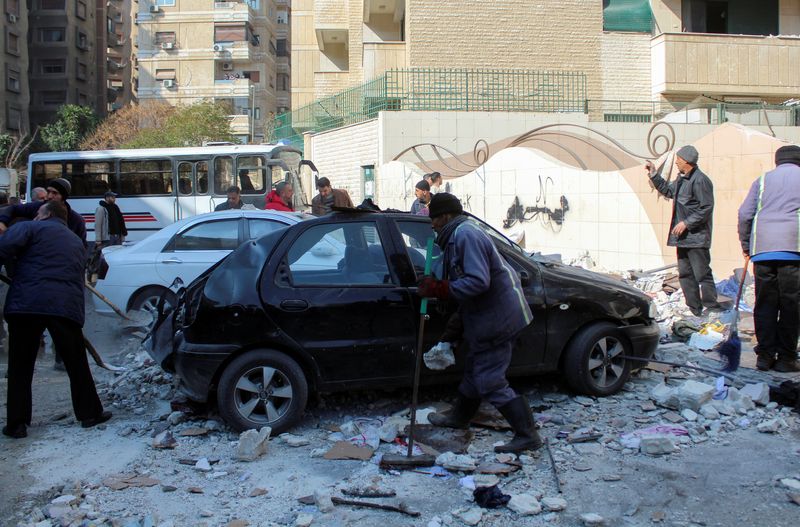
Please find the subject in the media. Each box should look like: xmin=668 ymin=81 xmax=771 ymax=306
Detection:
xmin=676 ymin=247 xmax=718 ymax=315
xmin=753 ymin=261 xmax=800 ymax=361
xmin=5 ymin=314 xmax=103 ymax=428
xmin=458 ymin=337 xmax=516 ymax=407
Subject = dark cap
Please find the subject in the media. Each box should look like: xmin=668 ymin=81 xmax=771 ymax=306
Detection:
xmin=428 ymin=192 xmax=463 ymax=219
xmin=47 ymin=178 xmax=71 ymax=199
xmin=415 ymin=180 xmax=430 ymax=191
xmin=775 ymin=144 xmax=800 ymax=166
xmin=104 ymin=191 xmax=118 ymax=198
xmin=676 ymin=145 xmax=699 ymax=165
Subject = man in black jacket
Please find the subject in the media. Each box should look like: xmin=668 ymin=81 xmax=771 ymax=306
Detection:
xmin=94 ymin=191 xmax=127 ymax=247
xmin=646 ymin=145 xmax=719 ymax=316
xmin=0 ymin=201 xmax=110 ymax=439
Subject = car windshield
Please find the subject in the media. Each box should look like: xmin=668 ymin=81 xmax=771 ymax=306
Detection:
xmin=465 ymin=214 xmax=525 ymax=255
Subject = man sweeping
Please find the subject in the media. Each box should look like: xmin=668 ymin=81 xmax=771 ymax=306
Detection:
xmin=418 ymin=193 xmax=541 ymax=453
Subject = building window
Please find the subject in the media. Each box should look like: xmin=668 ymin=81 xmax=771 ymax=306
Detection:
xmin=77 ymin=91 xmax=88 ymax=105
xmin=154 ymin=31 xmax=176 ymax=44
xmin=214 ymin=24 xmax=247 ymax=42
xmin=40 ymin=59 xmax=66 ymax=74
xmin=602 ymin=0 xmax=653 ymax=33
xmin=5 ymin=0 xmax=20 ymax=17
xmin=41 ymin=90 xmax=67 ymax=106
xmin=680 ymin=0 xmax=779 ymax=36
xmin=156 ymin=0 xmax=175 ymax=5
xmin=76 ymin=30 xmax=89 ymax=50
xmin=76 ymin=60 xmax=88 ymax=80
xmin=277 ymin=73 xmax=289 ymax=91
xmin=5 ymin=29 xmax=20 ymax=55
xmin=276 ymin=39 xmax=288 ymax=57
xmin=254 ymin=107 xmax=261 ymax=120
xmin=6 ymin=104 xmax=21 ymax=130
xmin=6 ymin=65 xmax=20 ymax=93
xmin=107 ymin=17 xmax=113 ymax=34
xmin=40 ymin=0 xmax=65 ymax=9
xmin=75 ymin=0 xmax=86 ymax=19
xmin=276 ymin=10 xmax=288 ymax=24
xmin=39 ymin=27 xmax=66 ymax=42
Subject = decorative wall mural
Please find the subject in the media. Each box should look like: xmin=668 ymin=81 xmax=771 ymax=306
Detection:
xmin=503 ymin=176 xmax=569 ymax=231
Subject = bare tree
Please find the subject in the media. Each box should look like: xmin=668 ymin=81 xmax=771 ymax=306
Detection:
xmin=80 ymin=101 xmax=177 ymax=150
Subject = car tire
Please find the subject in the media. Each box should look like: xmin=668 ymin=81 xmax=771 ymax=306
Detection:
xmin=217 ymin=349 xmax=308 ymax=434
xmin=130 ymin=286 xmax=177 ymax=316
xmin=562 ymin=322 xmax=632 ymax=396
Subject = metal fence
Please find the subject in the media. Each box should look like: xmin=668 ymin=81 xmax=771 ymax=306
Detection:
xmin=587 ymin=100 xmax=800 ymax=127
xmin=270 ymin=68 xmax=587 ymax=149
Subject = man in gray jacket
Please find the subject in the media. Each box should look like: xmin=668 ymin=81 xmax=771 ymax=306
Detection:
xmin=738 ymin=144 xmax=800 ymax=372
xmin=646 ymin=145 xmax=719 ymax=316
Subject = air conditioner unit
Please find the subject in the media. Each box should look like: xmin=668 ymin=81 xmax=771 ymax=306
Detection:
xmin=222 ymin=62 xmax=233 ymax=71
xmin=149 ymin=4 xmax=160 ymax=13
xmin=212 ymin=44 xmax=225 ymax=52
xmin=163 ymin=79 xmax=175 ymax=88
xmin=161 ymin=42 xmax=174 ymax=50
xmin=7 ymin=14 xmax=17 ymax=23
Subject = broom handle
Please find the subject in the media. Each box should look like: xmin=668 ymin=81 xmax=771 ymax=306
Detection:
xmin=730 ymin=256 xmax=750 ymax=333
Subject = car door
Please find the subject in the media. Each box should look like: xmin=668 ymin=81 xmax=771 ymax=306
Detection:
xmin=266 ymin=218 xmax=417 ymax=384
xmin=155 ymin=217 xmax=243 ymax=287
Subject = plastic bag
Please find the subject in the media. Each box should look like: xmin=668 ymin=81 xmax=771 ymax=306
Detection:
xmin=424 ymin=342 xmax=455 ymax=370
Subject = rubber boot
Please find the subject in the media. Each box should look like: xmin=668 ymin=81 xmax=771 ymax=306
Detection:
xmin=494 ymin=396 xmax=543 ymax=453
xmin=428 ymin=394 xmax=480 ymax=430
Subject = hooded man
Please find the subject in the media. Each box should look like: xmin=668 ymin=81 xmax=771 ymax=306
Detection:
xmin=1 ymin=200 xmax=111 ymax=438
xmin=738 ymin=145 xmax=800 ymax=373
xmin=264 ymin=181 xmax=294 ymax=212
xmin=94 ymin=191 xmax=127 ymax=247
xmin=0 ymin=178 xmax=87 ymax=248
xmin=646 ymin=145 xmax=718 ymax=316
xmin=418 ymin=193 xmax=541 ymax=454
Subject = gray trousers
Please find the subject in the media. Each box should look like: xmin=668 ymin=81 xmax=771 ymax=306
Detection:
xmin=458 ymin=337 xmax=516 ymax=407
xmin=677 ymin=247 xmax=718 ymax=315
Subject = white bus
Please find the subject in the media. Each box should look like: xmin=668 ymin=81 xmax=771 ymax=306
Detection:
xmin=26 ymin=144 xmax=312 ymax=242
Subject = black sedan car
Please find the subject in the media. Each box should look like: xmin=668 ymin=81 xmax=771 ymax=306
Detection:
xmin=148 ymin=211 xmax=659 ymax=433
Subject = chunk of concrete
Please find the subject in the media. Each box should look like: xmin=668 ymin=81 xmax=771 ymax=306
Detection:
xmin=541 ymin=496 xmax=567 ymax=512
xmin=580 ymin=512 xmax=605 ymax=526
xmin=650 ymin=383 xmax=679 ymax=409
xmin=676 ymin=380 xmax=714 ymax=411
xmin=435 ymin=452 xmax=476 ymax=472
xmin=507 ymin=494 xmax=542 ymax=515
xmin=740 ymin=383 xmax=770 ymax=406
xmin=453 ymin=507 xmax=483 ymax=526
xmin=699 ymin=404 xmax=720 ymax=420
xmin=680 ymin=409 xmax=698 ymax=422
xmin=639 ymin=435 xmax=677 ymax=456
xmin=757 ymin=419 xmax=781 ymax=434
xmin=236 ymin=427 xmax=271 ymax=462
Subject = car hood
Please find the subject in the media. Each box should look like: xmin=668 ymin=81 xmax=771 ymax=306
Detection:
xmin=534 ymin=257 xmax=641 ymax=295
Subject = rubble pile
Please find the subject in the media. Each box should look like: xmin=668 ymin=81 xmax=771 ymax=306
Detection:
xmin=98 ymin=343 xmax=180 ymax=413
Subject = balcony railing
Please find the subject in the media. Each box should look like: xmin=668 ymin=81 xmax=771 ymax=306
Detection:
xmin=652 ymin=32 xmax=800 ymax=98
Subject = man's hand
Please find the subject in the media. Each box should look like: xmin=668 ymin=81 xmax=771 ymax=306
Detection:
xmin=671 ymin=221 xmax=688 ymax=237
xmin=645 ymin=160 xmax=656 ymax=176
xmin=0 ymin=223 xmax=7 ymax=235
xmin=417 ymin=276 xmax=449 ymax=300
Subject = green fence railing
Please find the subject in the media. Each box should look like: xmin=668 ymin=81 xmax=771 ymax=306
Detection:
xmin=271 ymin=68 xmax=588 ymax=149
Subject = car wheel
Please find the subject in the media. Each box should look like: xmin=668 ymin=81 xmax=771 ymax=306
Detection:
xmin=130 ymin=286 xmax=177 ymax=317
xmin=562 ymin=322 xmax=632 ymax=396
xmin=217 ymin=349 xmax=308 ymax=434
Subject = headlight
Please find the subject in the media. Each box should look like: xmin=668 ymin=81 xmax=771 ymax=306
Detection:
xmin=648 ymin=299 xmax=658 ymax=319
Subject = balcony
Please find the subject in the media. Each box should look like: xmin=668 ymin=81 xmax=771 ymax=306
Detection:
xmin=363 ymin=42 xmax=406 ymax=80
xmin=214 ymin=41 xmax=254 ymax=61
xmin=229 ymin=114 xmax=251 ymax=134
xmin=213 ymin=0 xmax=255 ymax=22
xmin=213 ymin=77 xmax=253 ymax=97
xmin=652 ymin=32 xmax=800 ymax=98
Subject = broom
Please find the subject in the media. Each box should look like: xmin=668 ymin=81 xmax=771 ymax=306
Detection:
xmin=715 ymin=256 xmax=750 ymax=372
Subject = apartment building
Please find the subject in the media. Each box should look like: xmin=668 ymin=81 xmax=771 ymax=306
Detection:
xmin=98 ymin=0 xmax=136 ymax=114
xmin=27 ymin=0 xmax=99 ymax=129
xmin=1 ymin=0 xmax=28 ymax=133
xmin=135 ymin=0 xmax=283 ymax=143
xmin=292 ymin=0 xmax=800 ymax=110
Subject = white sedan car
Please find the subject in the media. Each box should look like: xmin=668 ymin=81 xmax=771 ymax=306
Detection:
xmin=93 ymin=210 xmax=311 ymax=318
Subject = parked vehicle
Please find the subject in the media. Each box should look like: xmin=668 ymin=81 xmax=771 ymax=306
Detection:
xmin=148 ymin=211 xmax=660 ymax=433
xmin=93 ymin=210 xmax=310 ymax=318
xmin=27 ymin=144 xmax=313 ymax=242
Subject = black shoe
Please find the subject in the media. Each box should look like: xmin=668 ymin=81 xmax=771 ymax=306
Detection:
xmin=773 ymin=359 xmax=800 ymax=373
xmin=2 ymin=424 xmax=27 ymax=438
xmin=428 ymin=394 xmax=480 ymax=430
xmin=756 ymin=355 xmax=776 ymax=371
xmin=494 ymin=396 xmax=543 ymax=454
xmin=81 ymin=411 xmax=112 ymax=428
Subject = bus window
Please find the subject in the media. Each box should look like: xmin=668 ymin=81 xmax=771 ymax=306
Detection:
xmin=119 ymin=160 xmax=173 ymax=195
xmin=31 ymin=162 xmax=63 ymax=191
xmin=65 ymin=161 xmax=115 ymax=197
xmin=197 ymin=162 xmax=209 ymax=194
xmin=213 ymin=156 xmax=234 ymax=195
xmin=235 ymin=156 xmax=267 ymax=195
xmin=178 ymin=162 xmax=193 ymax=196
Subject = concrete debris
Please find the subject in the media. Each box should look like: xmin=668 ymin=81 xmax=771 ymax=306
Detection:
xmin=741 ymin=383 xmax=771 ymax=406
xmin=294 ymin=513 xmax=314 ymax=527
xmin=314 ymin=489 xmax=334 ymax=513
xmin=378 ymin=416 xmax=408 ymax=443
xmin=507 ymin=494 xmax=542 ymax=515
xmin=639 ymin=435 xmax=678 ymax=456
xmin=541 ymin=496 xmax=567 ymax=512
xmin=452 ymin=507 xmax=483 ymax=526
xmin=423 ymin=341 xmax=456 ymax=370
xmin=651 ymin=383 xmax=680 ymax=409
xmin=236 ymin=427 xmax=272 ymax=461
xmin=435 ymin=452 xmax=477 ymax=472
xmin=699 ymin=404 xmax=720 ymax=420
xmin=780 ymin=479 xmax=800 ymax=492
xmin=676 ymin=380 xmax=715 ymax=411
xmin=194 ymin=458 xmax=212 ymax=472
xmin=166 ymin=411 xmax=186 ymax=426
xmin=580 ymin=512 xmax=606 ymax=526
xmin=280 ymin=433 xmax=311 ymax=447
xmin=680 ymin=409 xmax=699 ymax=421
xmin=152 ymin=430 xmax=177 ymax=449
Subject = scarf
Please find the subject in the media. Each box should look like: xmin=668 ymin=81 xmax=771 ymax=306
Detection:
xmin=435 ymin=214 xmax=468 ymax=252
